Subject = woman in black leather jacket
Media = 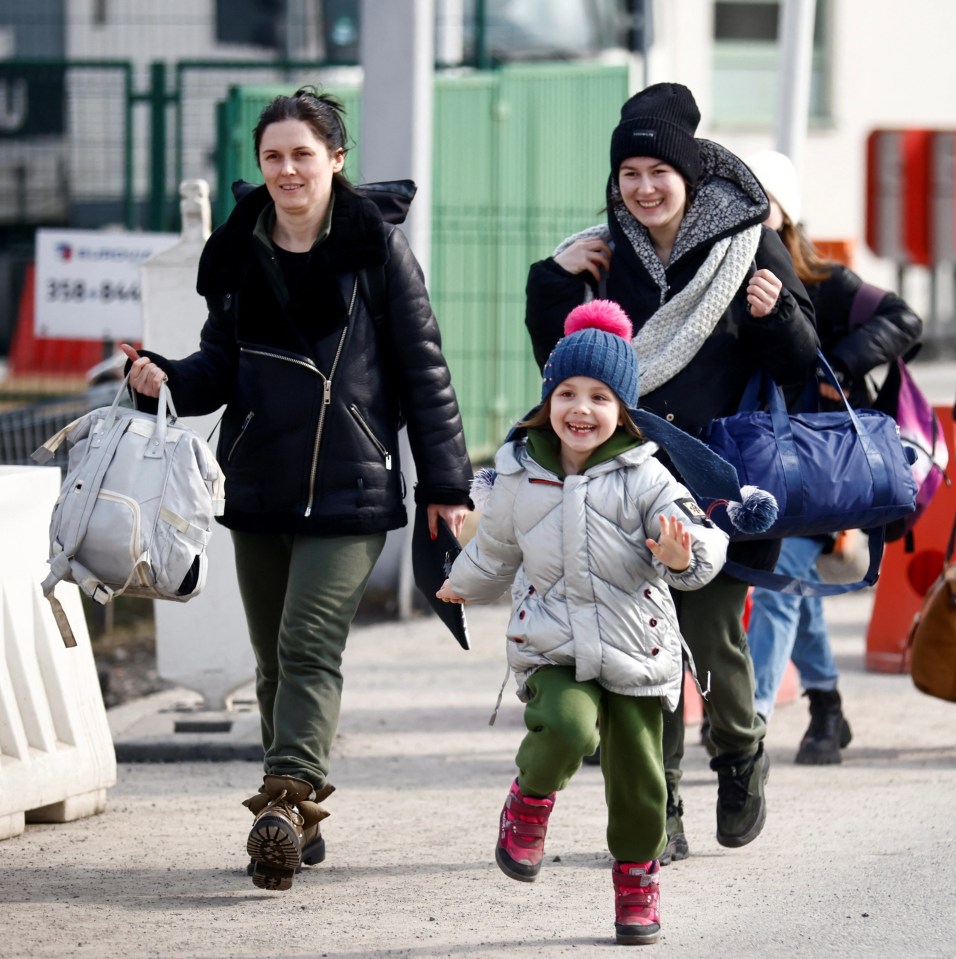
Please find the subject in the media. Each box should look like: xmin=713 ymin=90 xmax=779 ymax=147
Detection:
xmin=743 ymin=149 xmax=922 ymax=768
xmin=524 ymin=84 xmax=818 ymax=867
xmin=122 ymin=88 xmax=472 ymax=892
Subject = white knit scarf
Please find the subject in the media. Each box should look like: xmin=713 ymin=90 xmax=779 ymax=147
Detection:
xmin=631 ymin=224 xmax=761 ymax=394
xmin=552 ymin=221 xmax=762 ymax=395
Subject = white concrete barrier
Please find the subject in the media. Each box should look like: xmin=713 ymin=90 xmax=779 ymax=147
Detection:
xmin=0 ymin=466 xmax=116 ymax=841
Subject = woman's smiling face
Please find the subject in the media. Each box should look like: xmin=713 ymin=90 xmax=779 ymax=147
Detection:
xmin=618 ymin=156 xmax=688 ymax=238
xmin=257 ymin=118 xmax=344 ymax=218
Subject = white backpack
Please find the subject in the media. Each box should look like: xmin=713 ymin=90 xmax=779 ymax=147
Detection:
xmin=32 ymin=377 xmax=225 ymax=647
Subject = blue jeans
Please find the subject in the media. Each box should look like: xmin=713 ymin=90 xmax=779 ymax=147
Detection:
xmin=747 ymin=537 xmax=840 ymax=720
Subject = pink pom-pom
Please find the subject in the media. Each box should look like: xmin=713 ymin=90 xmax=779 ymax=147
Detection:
xmin=564 ymin=300 xmax=633 ymax=340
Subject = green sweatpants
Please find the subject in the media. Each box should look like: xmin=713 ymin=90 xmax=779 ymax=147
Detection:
xmin=515 ymin=665 xmax=666 ymax=863
xmin=663 ymin=571 xmax=767 ymax=800
xmin=232 ymin=529 xmax=387 ymax=793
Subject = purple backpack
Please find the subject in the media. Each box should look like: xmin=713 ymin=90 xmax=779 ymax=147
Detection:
xmin=850 ymin=283 xmax=950 ymax=544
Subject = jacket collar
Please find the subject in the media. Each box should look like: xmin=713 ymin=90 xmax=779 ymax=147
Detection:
xmin=197 ymin=182 xmax=388 ymax=296
xmin=522 ymin=428 xmax=651 ymax=479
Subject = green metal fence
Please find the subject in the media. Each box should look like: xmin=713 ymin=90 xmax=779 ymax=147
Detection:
xmin=216 ymin=62 xmax=629 ymax=459
xmin=0 ymin=57 xmax=627 ymax=452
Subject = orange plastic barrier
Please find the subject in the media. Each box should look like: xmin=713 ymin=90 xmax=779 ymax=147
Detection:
xmin=813 ymin=238 xmax=855 ymax=267
xmin=865 ymin=406 xmax=956 ymax=672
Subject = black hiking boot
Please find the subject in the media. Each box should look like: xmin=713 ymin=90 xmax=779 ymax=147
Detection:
xmin=659 ymin=790 xmax=689 ymax=865
xmin=711 ymin=742 xmax=770 ymax=848
xmin=795 ymin=688 xmax=853 ymax=765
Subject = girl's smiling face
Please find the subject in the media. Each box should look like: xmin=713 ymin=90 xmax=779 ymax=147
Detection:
xmin=549 ymin=375 xmax=624 ymax=475
xmin=257 ymin=118 xmax=344 ymax=219
xmin=618 ymin=156 xmax=688 ymax=239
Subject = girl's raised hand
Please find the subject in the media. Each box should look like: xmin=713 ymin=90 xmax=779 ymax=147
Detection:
xmin=646 ymin=514 xmax=692 ymax=572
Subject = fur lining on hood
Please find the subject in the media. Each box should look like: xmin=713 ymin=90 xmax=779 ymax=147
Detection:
xmin=196 ymin=182 xmax=389 ymax=297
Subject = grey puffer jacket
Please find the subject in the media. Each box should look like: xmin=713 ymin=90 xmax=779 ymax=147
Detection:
xmin=448 ymin=439 xmax=729 ymax=712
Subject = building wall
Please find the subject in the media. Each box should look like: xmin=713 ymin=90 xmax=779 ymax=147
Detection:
xmin=645 ymin=0 xmax=956 ymax=309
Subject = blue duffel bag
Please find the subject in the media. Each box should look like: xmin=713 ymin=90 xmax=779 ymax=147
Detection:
xmin=699 ymin=351 xmax=917 ymax=595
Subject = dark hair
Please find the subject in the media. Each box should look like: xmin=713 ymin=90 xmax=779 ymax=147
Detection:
xmin=777 ymin=219 xmax=833 ymax=287
xmin=253 ymin=86 xmax=352 ymax=188
xmin=518 ymin=397 xmax=643 ymax=439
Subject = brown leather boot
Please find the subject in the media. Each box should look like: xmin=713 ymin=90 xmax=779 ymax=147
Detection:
xmin=243 ymin=775 xmax=333 ymax=891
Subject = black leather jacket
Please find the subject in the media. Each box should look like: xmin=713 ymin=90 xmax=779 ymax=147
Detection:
xmin=137 ymin=181 xmax=472 ymax=535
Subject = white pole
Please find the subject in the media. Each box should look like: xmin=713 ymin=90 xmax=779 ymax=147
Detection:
xmin=359 ymin=0 xmax=434 ymax=276
xmin=360 ymin=0 xmax=435 ymax=619
xmin=774 ymin=0 xmax=816 ymax=171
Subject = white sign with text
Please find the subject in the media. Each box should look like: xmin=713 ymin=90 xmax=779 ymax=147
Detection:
xmin=34 ymin=229 xmax=180 ymax=340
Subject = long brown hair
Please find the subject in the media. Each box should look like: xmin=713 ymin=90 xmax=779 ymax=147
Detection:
xmin=778 ymin=219 xmax=833 ymax=287
xmin=519 ymin=396 xmax=644 ymax=439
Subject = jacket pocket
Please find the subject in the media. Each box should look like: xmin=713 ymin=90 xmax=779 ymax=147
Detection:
xmin=348 ymin=404 xmax=392 ymax=470
xmin=225 ymin=411 xmax=254 ymax=463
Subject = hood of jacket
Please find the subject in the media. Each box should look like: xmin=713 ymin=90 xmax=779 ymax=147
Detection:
xmin=606 ymin=139 xmax=769 ymax=277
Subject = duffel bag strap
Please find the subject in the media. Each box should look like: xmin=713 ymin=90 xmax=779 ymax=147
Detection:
xmin=723 ymin=525 xmax=886 ymax=596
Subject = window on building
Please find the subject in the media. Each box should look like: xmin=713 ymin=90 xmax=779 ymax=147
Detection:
xmin=712 ymin=0 xmax=830 ymax=129
xmin=458 ymin=0 xmax=632 ymax=65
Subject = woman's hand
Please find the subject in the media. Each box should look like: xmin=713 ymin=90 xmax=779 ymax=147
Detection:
xmin=436 ymin=578 xmax=467 ymax=604
xmin=646 ymin=514 xmax=692 ymax=572
xmin=747 ymin=268 xmax=783 ymax=318
xmin=119 ymin=343 xmax=167 ymax=398
xmin=427 ymin=503 xmax=469 ymax=540
xmin=553 ymin=237 xmax=613 ymax=283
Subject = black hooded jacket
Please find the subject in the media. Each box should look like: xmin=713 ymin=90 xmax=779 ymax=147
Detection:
xmin=136 ymin=181 xmax=472 ymax=535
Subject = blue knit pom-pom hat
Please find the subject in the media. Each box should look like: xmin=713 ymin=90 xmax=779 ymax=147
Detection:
xmin=541 ymin=300 xmax=638 ymax=405
xmin=537 ymin=301 xmax=778 ymax=536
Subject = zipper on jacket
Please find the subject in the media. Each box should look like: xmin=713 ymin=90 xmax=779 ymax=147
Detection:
xmin=348 ymin=404 xmax=392 ymax=470
xmin=304 ymin=275 xmax=359 ymax=517
xmin=226 ymin=411 xmax=254 ymax=462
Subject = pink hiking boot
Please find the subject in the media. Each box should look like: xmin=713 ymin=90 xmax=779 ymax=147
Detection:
xmin=495 ymin=778 xmax=555 ymax=882
xmin=612 ymin=859 xmax=661 ymax=945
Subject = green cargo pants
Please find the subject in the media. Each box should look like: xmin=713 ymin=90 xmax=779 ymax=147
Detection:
xmin=232 ymin=529 xmax=387 ymax=793
xmin=663 ymin=571 xmax=767 ymax=800
xmin=515 ymin=665 xmax=666 ymax=863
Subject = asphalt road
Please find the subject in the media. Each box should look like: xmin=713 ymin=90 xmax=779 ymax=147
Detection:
xmin=2 ymin=588 xmax=955 ymax=959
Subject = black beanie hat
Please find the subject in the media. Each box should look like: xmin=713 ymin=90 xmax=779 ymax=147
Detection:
xmin=609 ymin=82 xmax=702 ymax=184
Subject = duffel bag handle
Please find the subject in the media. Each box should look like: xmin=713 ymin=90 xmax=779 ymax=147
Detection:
xmin=746 ymin=351 xmax=897 ymax=521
